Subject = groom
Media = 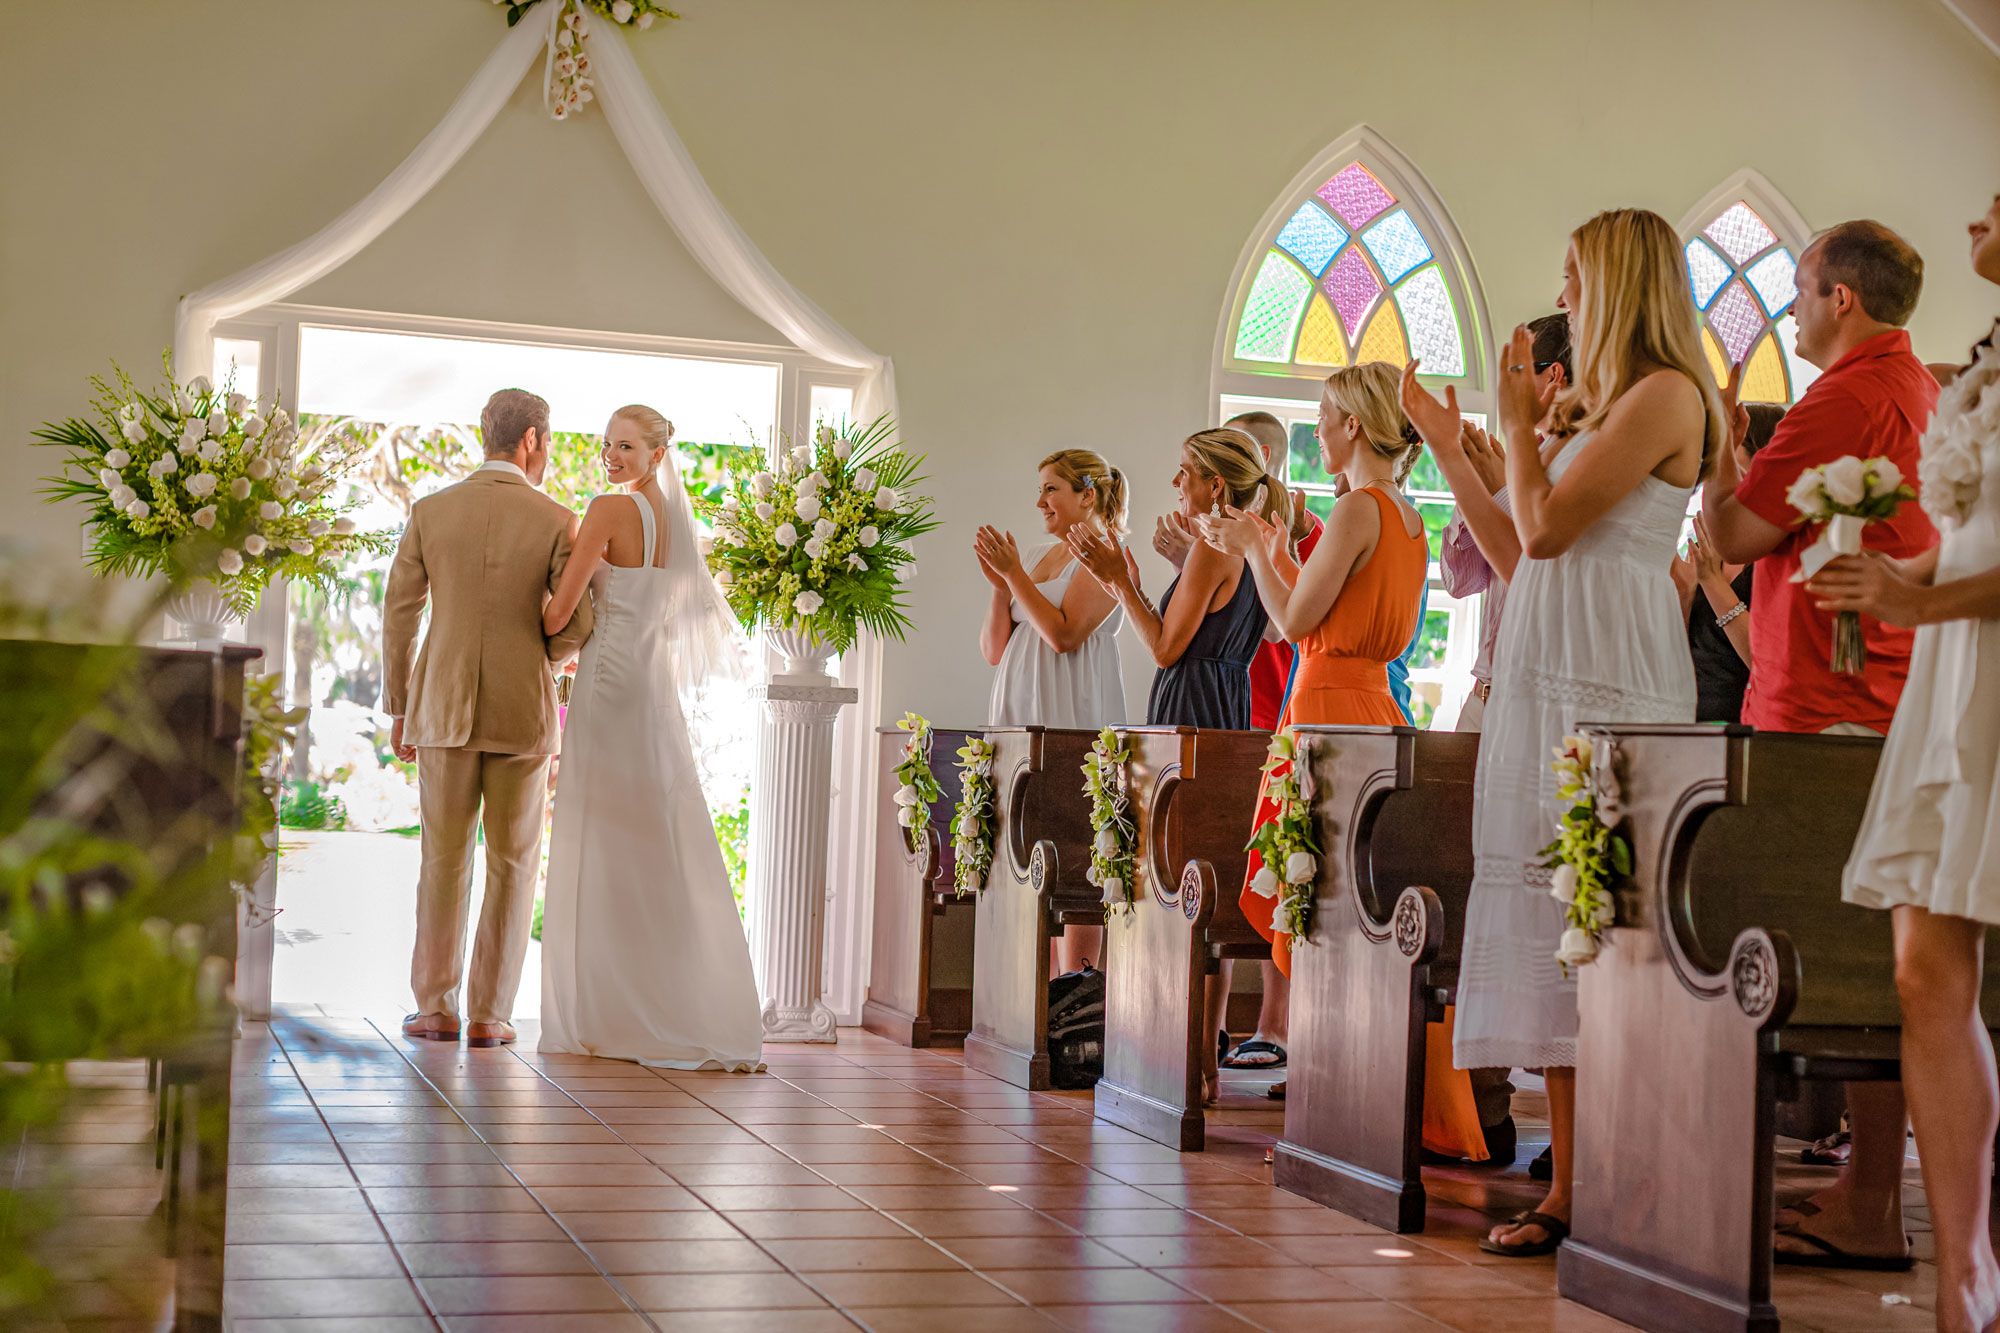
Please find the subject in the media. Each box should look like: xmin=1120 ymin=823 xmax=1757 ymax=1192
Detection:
xmin=383 ymin=388 xmax=593 ymax=1047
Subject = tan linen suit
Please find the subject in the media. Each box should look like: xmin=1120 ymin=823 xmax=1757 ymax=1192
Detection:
xmin=383 ymin=466 xmax=593 ymax=1024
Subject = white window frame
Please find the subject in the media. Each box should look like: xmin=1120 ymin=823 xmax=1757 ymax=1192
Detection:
xmin=1676 ymin=167 xmax=1819 ymax=408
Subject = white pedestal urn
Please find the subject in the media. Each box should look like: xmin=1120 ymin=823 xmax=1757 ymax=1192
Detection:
xmin=163 ymin=579 xmax=242 ymax=648
xmin=746 ymin=627 xmax=857 ymax=1043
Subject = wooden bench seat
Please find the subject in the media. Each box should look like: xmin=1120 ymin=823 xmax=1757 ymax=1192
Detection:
xmin=1270 ymin=725 xmax=1478 ymax=1231
xmin=1094 ymin=725 xmax=1271 ymax=1151
xmin=863 ymin=725 xmax=977 ymax=1047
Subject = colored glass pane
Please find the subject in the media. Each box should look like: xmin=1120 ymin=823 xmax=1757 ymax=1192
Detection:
xmin=1294 ymin=295 xmax=1347 ymax=367
xmin=1316 ymin=162 xmax=1397 ymax=230
xmin=1356 ymin=300 xmax=1408 ymax=366
xmin=1745 ymin=248 xmax=1798 ymax=318
xmin=1274 ymin=202 xmax=1347 ymax=276
xmin=1235 ymin=251 xmax=1313 ymax=362
xmin=1394 ymin=265 xmax=1463 ymax=377
xmin=1701 ymin=326 xmax=1729 ymax=387
xmin=1685 ymin=238 xmax=1732 ymax=310
xmin=1323 ymin=247 xmax=1382 ymax=341
xmin=1740 ymin=330 xmax=1788 ymax=404
xmin=1708 ymin=280 xmax=1764 ymax=364
xmin=1360 ymin=209 xmax=1431 ymax=284
xmin=1703 ymin=201 xmax=1779 ymax=266
xmin=1777 ymin=315 xmax=1821 ymax=400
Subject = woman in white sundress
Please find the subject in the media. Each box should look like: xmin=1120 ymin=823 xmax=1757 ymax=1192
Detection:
xmin=1401 ymin=208 xmax=1723 ymax=1258
xmin=1810 ymin=190 xmax=2000 ymax=1333
xmin=537 ymin=405 xmax=762 ymax=1072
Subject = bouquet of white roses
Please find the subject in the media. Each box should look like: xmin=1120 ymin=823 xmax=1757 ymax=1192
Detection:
xmin=700 ymin=416 xmax=936 ymax=654
xmin=1786 ymin=453 xmax=1915 ymax=675
xmin=35 ymin=355 xmax=392 ymax=616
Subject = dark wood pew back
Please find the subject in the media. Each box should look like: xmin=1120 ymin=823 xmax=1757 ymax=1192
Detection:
xmin=1272 ymin=726 xmax=1478 ymax=1229
xmin=1096 ymin=726 xmax=1270 ymax=1150
xmin=864 ymin=725 xmax=977 ymax=1046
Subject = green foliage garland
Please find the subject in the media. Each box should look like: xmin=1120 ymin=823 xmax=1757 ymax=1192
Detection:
xmin=1243 ymin=730 xmax=1320 ymax=943
xmin=950 ymin=735 xmax=996 ymax=897
xmin=890 ymin=711 xmax=941 ymax=849
xmin=1542 ymin=734 xmax=1631 ymax=971
xmin=1082 ymin=727 xmax=1136 ymax=919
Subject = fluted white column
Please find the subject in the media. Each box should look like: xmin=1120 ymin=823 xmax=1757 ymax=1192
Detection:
xmin=746 ymin=677 xmax=856 ymax=1042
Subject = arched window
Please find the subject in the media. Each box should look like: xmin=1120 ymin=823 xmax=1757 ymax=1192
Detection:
xmin=1679 ymin=170 xmax=1821 ymax=404
xmin=1214 ymin=128 xmax=1491 ymax=726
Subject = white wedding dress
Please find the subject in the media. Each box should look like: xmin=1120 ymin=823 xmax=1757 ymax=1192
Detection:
xmin=539 ymin=488 xmax=763 ymax=1071
xmin=1453 ymin=431 xmax=1697 ymax=1071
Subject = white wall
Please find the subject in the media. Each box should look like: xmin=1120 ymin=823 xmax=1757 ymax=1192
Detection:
xmin=6 ymin=0 xmax=1998 ymax=724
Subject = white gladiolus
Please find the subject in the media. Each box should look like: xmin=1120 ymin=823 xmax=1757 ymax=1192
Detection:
xmin=243 ymin=535 xmax=267 ymax=556
xmin=259 ymin=502 xmax=283 ymax=521
xmin=333 ymin=517 xmax=356 ymax=536
xmin=97 ymin=468 xmax=120 ymax=490
xmin=804 ymin=537 xmax=827 ymax=560
xmin=217 ymin=548 xmax=243 ymax=576
xmin=117 ymin=402 xmax=140 ymax=423
xmin=124 ymin=499 xmax=151 ymax=519
xmin=1095 ymin=828 xmax=1118 ymax=856
xmin=894 ymin=783 xmax=919 ymax=806
xmin=307 ymin=519 xmax=331 ymax=537
xmin=896 ymin=806 xmax=916 ymax=828
xmin=1550 ymin=862 xmax=1580 ymax=903
xmin=1270 ymin=915 xmax=1292 ymax=938
xmin=802 ymin=471 xmax=826 ymax=494
xmin=832 ymin=439 xmax=850 ymax=460
xmin=722 ymin=493 xmax=740 ymax=511
xmin=185 ymin=472 xmax=218 ymax=498
xmin=192 ymin=506 xmax=217 ymax=530
xmin=715 ymin=569 xmax=733 ymax=587
xmin=148 ymin=454 xmax=178 ymax=477
xmin=847 ymin=554 xmax=869 ymax=571
xmin=229 ymin=478 xmax=252 ymax=500
xmin=244 ymin=415 xmax=266 ymax=439
xmin=755 ymin=502 xmax=775 ymax=522
xmin=1249 ymin=866 xmax=1280 ymax=898
xmin=896 ymin=561 xmax=917 ymax=583
xmin=855 ymin=467 xmax=877 ymax=492
xmin=109 ymin=486 xmax=137 ymax=509
xmin=247 ymin=458 xmax=273 ymax=480
xmin=750 ymin=472 xmax=774 ymax=497
xmin=858 ymin=526 xmax=880 ymax=548
xmin=790 ymin=445 xmax=813 ymax=467
xmin=813 ymin=518 xmax=837 ymax=540
xmin=1099 ymin=876 xmax=1124 ymax=905
xmin=186 ymin=376 xmax=212 ymax=399
xmin=794 ymin=590 xmax=824 ymax=615
xmin=796 ymin=495 xmax=823 ymax=522
xmin=774 ymin=522 xmax=799 ymax=548
xmin=206 ymin=411 xmax=228 ymax=436
xmin=1555 ymin=927 xmax=1600 ymax=967
xmin=198 ymin=440 xmax=222 ymax=464
xmin=180 ymin=427 xmax=205 ymax=453
xmin=291 ymin=539 xmax=314 ymax=556
xmin=103 ymin=448 xmax=130 ymax=469
xmin=638 ymin=10 xmax=654 ymax=26
xmin=121 ymin=419 xmax=147 ymax=444
xmin=1085 ymin=864 xmax=1101 ymax=887
xmin=227 ymin=393 xmax=248 ymax=414
xmin=1822 ymin=455 xmax=1866 ymax=508
xmin=611 ymin=0 xmax=633 ymax=21
xmin=697 ymin=535 xmax=715 ymax=557
xmin=1590 ymin=897 xmax=1615 ymax=928
xmin=1283 ymin=850 xmax=1317 ymax=884
xmin=876 ymin=487 xmax=900 ymax=510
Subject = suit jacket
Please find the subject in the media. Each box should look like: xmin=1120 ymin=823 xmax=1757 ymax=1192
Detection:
xmin=383 ymin=468 xmax=593 ymax=755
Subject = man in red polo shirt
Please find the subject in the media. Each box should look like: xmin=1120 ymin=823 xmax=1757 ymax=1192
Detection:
xmin=1703 ymin=218 xmax=1938 ymax=1270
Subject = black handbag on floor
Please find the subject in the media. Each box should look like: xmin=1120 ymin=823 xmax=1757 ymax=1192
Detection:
xmin=1047 ymin=963 xmax=1104 ymax=1090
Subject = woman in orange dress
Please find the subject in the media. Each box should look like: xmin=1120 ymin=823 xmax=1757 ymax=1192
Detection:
xmin=1202 ymin=361 xmax=1485 ymax=1157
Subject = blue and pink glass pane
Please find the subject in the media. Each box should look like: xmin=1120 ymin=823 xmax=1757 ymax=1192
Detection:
xmin=1316 ymin=163 xmax=1396 ymax=230
xmin=1703 ymin=202 xmax=1779 ymax=266
xmin=1708 ymin=280 xmax=1765 ymax=365
xmin=1322 ymin=248 xmax=1382 ymax=341
xmin=1234 ymin=251 xmax=1313 ymax=362
xmin=1394 ymin=265 xmax=1464 ymax=376
xmin=1685 ymin=238 xmax=1732 ymax=310
xmin=1745 ymin=248 xmax=1798 ymax=317
xmin=1360 ymin=209 xmax=1432 ymax=284
xmin=1274 ymin=202 xmax=1348 ymax=276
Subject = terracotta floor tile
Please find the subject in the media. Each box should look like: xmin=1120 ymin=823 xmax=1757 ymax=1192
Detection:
xmin=222 ymin=1278 xmax=427 ymax=1319
xmin=529 ymin=1185 xmax=702 ymax=1212
xmin=227 ymin=1164 xmax=358 ymax=1188
xmin=646 ymin=1312 xmax=857 ymax=1333
xmin=997 ymin=1184 xmax=1174 ymax=1211
xmin=1225 ymin=1300 xmax=1448 ymax=1332
xmin=623 ymin=1269 xmax=832 ymax=1310
xmin=724 ymin=1209 xmax=913 ymax=1240
xmin=222 ymin=1243 xmax=405 ymax=1279
xmin=378 ymin=1212 xmax=569 ymax=1243
xmin=1345 ymin=1264 xmax=1551 ymax=1302
xmin=809 ymin=1162 xmax=976 ymax=1186
xmin=662 ymin=1162 xmax=829 ymax=1186
xmin=232 ymin=1320 xmax=439 ymax=1333
xmin=586 ymin=1238 xmax=781 ymax=1273
xmin=609 ymin=1124 xmax=762 ymax=1145
xmin=486 ymin=1143 xmax=653 ymax=1165
xmin=1039 ymin=1303 xmax=1254 ymax=1332
xmin=939 ymin=1236 xmax=1136 ymax=1270
xmin=341 ymin=1143 xmax=511 ymax=1165
xmin=1278 ymin=1233 xmax=1459 ymax=1266
xmin=211 ymin=1141 xmax=349 ymax=1165
xmin=1040 ymin=1209 xmax=1233 ymax=1237
xmin=1159 ymin=1264 xmax=1377 ymax=1302
xmin=1406 ymin=1296 xmax=1645 ymax=1332
xmin=881 ymin=1209 xmax=1077 ymax=1238
xmin=850 ymin=1307 xmax=1064 ymax=1332
xmin=364 ymin=1186 xmax=544 ymax=1213
xmin=983 ymin=1267 xmax=1203 ymax=1306
xmin=689 ymin=1184 xmax=868 ymax=1211
xmin=227 ymin=1187 xmax=373 ymax=1216
xmin=225 ymin=1213 xmax=389 ymax=1246
xmin=762 ymin=1236 xmax=966 ymax=1272
xmin=1195 ymin=1206 xmax=1387 ymax=1236
xmin=558 ymin=1210 xmax=742 ymax=1241
xmin=503 ymin=1163 xmax=675 ymax=1187
xmin=395 ymin=1240 xmax=600 ymax=1276
xmin=810 ymin=1268 xmax=1023 ymax=1307
xmin=1095 ymin=1234 xmax=1297 ymax=1268
xmin=440 ymin=1316 xmax=652 ymax=1333
xmin=351 ymin=1162 xmax=521 ymax=1188
xmin=418 ymin=1273 xmax=630 ymax=1314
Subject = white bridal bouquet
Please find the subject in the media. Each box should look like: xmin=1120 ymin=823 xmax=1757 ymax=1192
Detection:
xmin=1786 ymin=454 xmax=1915 ymax=674
xmin=35 ymin=356 xmax=391 ymax=616
xmin=700 ymin=417 xmax=936 ymax=654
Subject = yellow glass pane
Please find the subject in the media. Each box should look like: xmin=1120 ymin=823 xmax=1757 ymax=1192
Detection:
xmin=1740 ymin=329 xmax=1788 ymax=404
xmin=1356 ymin=300 xmax=1408 ymax=367
xmin=1295 ymin=295 xmax=1348 ymax=368
xmin=1701 ymin=326 xmax=1729 ymax=387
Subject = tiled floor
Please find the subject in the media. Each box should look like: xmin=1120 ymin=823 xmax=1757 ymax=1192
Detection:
xmin=196 ymin=1012 xmax=1945 ymax=1332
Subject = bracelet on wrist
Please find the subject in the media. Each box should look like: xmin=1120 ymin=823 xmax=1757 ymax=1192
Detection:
xmin=1714 ymin=601 xmax=1747 ymax=629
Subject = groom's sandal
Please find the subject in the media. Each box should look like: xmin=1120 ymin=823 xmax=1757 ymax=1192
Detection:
xmin=402 ymin=1012 xmax=460 ymax=1042
xmin=465 ymin=1021 xmax=517 ymax=1049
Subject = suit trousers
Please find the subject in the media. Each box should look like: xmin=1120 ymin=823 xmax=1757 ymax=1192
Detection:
xmin=412 ymin=746 xmax=550 ymax=1023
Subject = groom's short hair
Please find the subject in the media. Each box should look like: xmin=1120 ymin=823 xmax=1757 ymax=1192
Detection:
xmin=482 ymin=389 xmax=551 ymax=458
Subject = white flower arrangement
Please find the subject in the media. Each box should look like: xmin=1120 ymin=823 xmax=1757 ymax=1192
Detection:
xmin=700 ymin=417 xmax=937 ymax=653
xmin=1918 ymin=330 xmax=2000 ymax=530
xmin=490 ymin=0 xmax=678 ymax=120
xmin=1541 ymin=734 xmax=1630 ymax=972
xmin=35 ymin=355 xmax=391 ymax=614
xmin=1786 ymin=453 xmax=1917 ymax=675
xmin=1244 ymin=730 xmax=1319 ymax=942
xmin=1081 ymin=727 xmax=1136 ymax=918
xmin=950 ymin=735 xmax=997 ymax=897
xmin=890 ymin=711 xmax=942 ymax=848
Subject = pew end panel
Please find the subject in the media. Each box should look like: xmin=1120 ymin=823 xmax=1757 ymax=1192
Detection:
xmin=1274 ymin=726 xmax=1477 ymax=1232
xmin=863 ymin=726 xmax=976 ymax=1047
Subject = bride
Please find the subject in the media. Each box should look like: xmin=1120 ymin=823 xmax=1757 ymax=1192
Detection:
xmin=537 ymin=404 xmax=763 ymax=1071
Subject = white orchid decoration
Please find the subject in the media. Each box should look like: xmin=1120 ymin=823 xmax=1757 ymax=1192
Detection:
xmin=486 ymin=0 xmax=680 ymax=121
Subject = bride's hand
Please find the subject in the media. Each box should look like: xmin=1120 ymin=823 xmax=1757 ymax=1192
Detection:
xmin=1495 ymin=324 xmax=1546 ymax=443
xmin=1199 ymin=504 xmax=1275 ymax=559
xmin=1065 ymin=523 xmax=1131 ymax=592
xmin=974 ymin=537 xmax=1007 ymax=589
xmin=974 ymin=525 xmax=1023 ymax=581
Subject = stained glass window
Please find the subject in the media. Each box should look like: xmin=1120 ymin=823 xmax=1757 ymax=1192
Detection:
xmin=1681 ymin=197 xmax=1820 ymax=405
xmin=1231 ymin=160 xmax=1472 ymax=380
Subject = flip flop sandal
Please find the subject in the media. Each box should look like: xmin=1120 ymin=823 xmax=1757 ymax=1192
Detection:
xmin=1773 ymin=1226 xmax=1915 ymax=1272
xmin=1800 ymin=1129 xmax=1852 ymax=1166
xmin=1265 ymin=1080 xmax=1286 ymax=1101
xmin=1479 ymin=1210 xmax=1570 ymax=1258
xmin=1222 ymin=1039 xmax=1287 ymax=1070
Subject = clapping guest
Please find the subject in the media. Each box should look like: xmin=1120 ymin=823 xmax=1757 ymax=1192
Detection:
xmin=1810 ymin=192 xmax=2000 ymax=1333
xmin=1673 ymin=402 xmax=1785 ymax=723
xmin=1700 ymin=220 xmax=1938 ymax=1270
xmin=1406 ymin=210 xmax=1722 ymax=1256
xmin=978 ymin=448 xmax=1130 ymax=975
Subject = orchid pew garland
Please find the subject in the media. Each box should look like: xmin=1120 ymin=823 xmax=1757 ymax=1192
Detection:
xmin=1082 ymin=727 xmax=1137 ymax=918
xmin=1543 ymin=734 xmax=1631 ymax=972
xmin=950 ymin=735 xmax=997 ymax=897
xmin=1243 ymin=730 xmax=1319 ymax=943
xmin=1786 ymin=454 xmax=1915 ymax=675
xmin=890 ymin=712 xmax=942 ymax=848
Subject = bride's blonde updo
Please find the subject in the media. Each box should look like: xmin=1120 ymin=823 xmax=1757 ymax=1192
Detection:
xmin=612 ymin=404 xmax=676 ymax=466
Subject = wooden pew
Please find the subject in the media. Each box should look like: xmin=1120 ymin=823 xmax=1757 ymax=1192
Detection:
xmin=1094 ymin=725 xmax=1270 ymax=1151
xmin=1556 ymin=724 xmax=2000 ymax=1333
xmin=963 ymin=726 xmax=1103 ymax=1089
xmin=1271 ymin=725 xmax=1478 ymax=1231
xmin=863 ymin=725 xmax=976 ymax=1047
